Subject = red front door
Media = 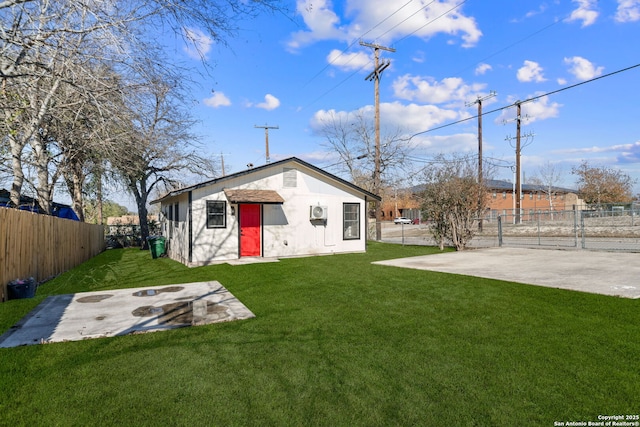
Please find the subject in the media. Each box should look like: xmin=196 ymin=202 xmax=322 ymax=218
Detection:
xmin=239 ymin=204 xmax=261 ymax=257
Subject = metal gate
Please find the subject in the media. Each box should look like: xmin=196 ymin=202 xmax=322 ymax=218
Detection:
xmin=494 ymin=208 xmax=640 ymax=252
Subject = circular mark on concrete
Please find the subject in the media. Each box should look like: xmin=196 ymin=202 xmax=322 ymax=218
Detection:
xmin=77 ymin=294 xmax=113 ymax=303
xmin=132 ymin=301 xmax=230 ymax=325
xmin=132 ymin=286 xmax=184 ymax=297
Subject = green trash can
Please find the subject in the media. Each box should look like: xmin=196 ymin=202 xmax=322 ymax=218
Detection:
xmin=148 ymin=236 xmax=166 ymax=259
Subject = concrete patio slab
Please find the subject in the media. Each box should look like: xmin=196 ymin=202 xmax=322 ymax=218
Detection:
xmin=0 ymin=281 xmax=254 ymax=348
xmin=373 ymin=247 xmax=640 ymax=299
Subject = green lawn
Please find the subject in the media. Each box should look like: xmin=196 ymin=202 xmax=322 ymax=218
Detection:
xmin=1 ymin=243 xmax=638 ymax=426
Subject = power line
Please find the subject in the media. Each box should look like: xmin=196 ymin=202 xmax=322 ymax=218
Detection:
xmin=300 ymin=1 xmax=464 ymax=111
xmin=300 ymin=65 xmax=369 ymax=111
xmin=410 ymin=62 xmax=640 ymax=137
xmin=374 ymin=0 xmax=437 ymax=43
xmin=301 ymin=3 xmax=585 ymax=116
xmin=406 ymin=153 xmax=478 ymax=164
xmin=392 ymin=0 xmax=468 ymax=46
xmin=455 ymin=18 xmax=562 ymax=75
xmin=301 ymin=0 xmax=414 ymax=89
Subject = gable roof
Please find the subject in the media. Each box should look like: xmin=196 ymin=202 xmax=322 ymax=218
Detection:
xmin=151 ymin=157 xmax=381 ymax=204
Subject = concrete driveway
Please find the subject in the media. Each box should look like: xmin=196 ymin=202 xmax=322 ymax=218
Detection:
xmin=0 ymin=281 xmax=255 ymax=348
xmin=373 ymin=247 xmax=640 ymax=299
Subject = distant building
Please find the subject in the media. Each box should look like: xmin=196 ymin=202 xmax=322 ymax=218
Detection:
xmin=484 ymin=179 xmax=584 ymax=221
xmin=379 ymin=190 xmax=421 ymax=220
xmin=380 ymin=180 xmax=584 ymax=223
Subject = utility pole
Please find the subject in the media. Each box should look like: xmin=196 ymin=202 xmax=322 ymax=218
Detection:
xmin=220 ymin=152 xmax=225 ymax=176
xmin=466 ymin=91 xmax=496 ymax=231
xmin=504 ymin=102 xmax=534 ymax=225
xmin=360 ymin=40 xmax=395 ymax=241
xmin=515 ymin=102 xmax=522 ymax=225
xmin=254 ymin=124 xmax=279 ymax=164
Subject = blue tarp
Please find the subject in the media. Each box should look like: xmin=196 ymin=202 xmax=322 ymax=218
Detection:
xmin=53 ymin=206 xmax=80 ymax=221
xmin=0 ymin=190 xmax=80 ymax=221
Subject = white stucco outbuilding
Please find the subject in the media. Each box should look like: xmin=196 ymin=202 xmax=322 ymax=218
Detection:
xmin=151 ymin=157 xmax=381 ymax=266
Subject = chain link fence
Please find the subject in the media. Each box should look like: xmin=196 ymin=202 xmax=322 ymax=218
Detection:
xmin=378 ymin=206 xmax=640 ymax=252
xmin=106 ymin=221 xmax=161 ymax=248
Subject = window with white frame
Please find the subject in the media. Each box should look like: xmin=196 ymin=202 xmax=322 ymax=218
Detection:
xmin=206 ymin=201 xmax=226 ymax=228
xmin=343 ymin=203 xmax=360 ymax=240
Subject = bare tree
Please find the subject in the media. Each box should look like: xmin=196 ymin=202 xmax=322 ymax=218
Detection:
xmin=1 ymin=0 xmax=283 ymax=216
xmin=0 ymin=0 xmax=139 ymax=209
xmin=317 ymin=110 xmax=412 ymax=235
xmin=319 ymin=111 xmax=410 ymax=192
xmin=419 ymin=154 xmax=488 ymax=251
xmin=529 ymin=161 xmax=564 ymax=215
xmin=571 ymin=160 xmax=635 ymax=206
xmin=112 ymin=73 xmax=217 ymax=248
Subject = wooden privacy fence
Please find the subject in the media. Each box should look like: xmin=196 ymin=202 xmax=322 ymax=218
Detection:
xmin=1 ymin=208 xmax=106 ymax=301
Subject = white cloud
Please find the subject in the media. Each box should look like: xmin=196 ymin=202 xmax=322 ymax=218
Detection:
xmin=287 ymin=0 xmax=482 ymax=51
xmin=567 ymin=0 xmax=599 ymax=27
xmin=552 ymin=141 xmax=640 ymax=167
xmin=496 ymin=95 xmax=562 ymax=125
xmin=392 ymin=74 xmax=486 ymax=105
xmin=525 ymin=4 xmax=548 ymax=19
xmin=557 ymin=77 xmax=568 ymax=85
xmin=326 ymin=49 xmax=371 ymax=72
xmin=555 ymin=141 xmax=640 ymax=155
xmin=310 ymin=108 xmax=351 ymax=129
xmin=517 ymin=60 xmax=546 ymax=83
xmin=617 ymin=141 xmax=640 ymax=163
xmin=615 ymin=0 xmax=640 ymax=22
xmin=182 ymin=27 xmax=213 ymax=59
xmin=381 ymin=101 xmax=460 ymax=133
xmin=286 ymin=0 xmax=348 ymax=51
xmin=411 ymin=133 xmax=478 ymax=154
xmin=311 ymin=101 xmax=460 ymax=140
xmin=510 ymin=4 xmax=549 ymax=23
xmin=564 ymin=56 xmax=604 ymax=81
xmin=255 ymin=94 xmax=281 ymax=111
xmin=203 ymin=92 xmax=231 ymax=108
xmin=412 ymin=51 xmax=426 ymax=64
xmin=521 ymin=96 xmax=562 ymax=123
xmin=475 ymin=63 xmax=492 ymax=75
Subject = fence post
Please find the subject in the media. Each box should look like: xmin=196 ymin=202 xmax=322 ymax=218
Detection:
xmin=497 ymin=215 xmax=503 ymax=247
xmin=537 ymin=211 xmax=541 ymax=246
xmin=580 ymin=210 xmax=586 ymax=249
xmin=573 ymin=209 xmax=578 ymax=248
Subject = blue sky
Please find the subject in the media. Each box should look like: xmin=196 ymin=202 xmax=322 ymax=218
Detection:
xmin=161 ymin=0 xmax=640 ymax=196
